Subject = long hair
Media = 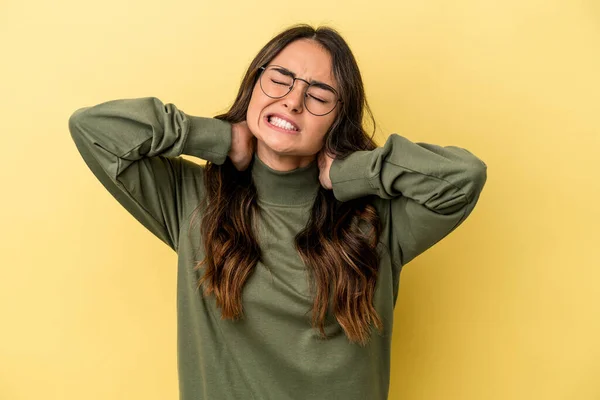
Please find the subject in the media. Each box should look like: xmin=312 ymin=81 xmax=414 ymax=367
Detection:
xmin=189 ymin=24 xmax=383 ymax=346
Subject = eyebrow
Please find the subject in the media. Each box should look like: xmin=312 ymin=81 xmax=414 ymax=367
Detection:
xmin=271 ymin=65 xmax=337 ymax=93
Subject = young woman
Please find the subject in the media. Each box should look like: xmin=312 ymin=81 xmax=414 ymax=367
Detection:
xmin=69 ymin=24 xmax=487 ymax=400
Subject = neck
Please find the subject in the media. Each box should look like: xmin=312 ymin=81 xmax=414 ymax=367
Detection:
xmin=256 ymin=142 xmax=317 ymax=172
xmin=250 ymin=152 xmax=320 ymax=206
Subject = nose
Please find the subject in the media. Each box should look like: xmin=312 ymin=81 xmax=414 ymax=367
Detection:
xmin=282 ymin=80 xmax=306 ymax=113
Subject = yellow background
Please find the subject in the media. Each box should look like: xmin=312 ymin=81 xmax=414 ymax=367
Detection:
xmin=1 ymin=0 xmax=598 ymax=399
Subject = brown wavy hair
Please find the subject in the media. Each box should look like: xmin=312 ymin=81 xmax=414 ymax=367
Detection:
xmin=190 ymin=24 xmax=383 ymax=346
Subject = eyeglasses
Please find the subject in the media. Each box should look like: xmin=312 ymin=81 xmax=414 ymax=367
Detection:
xmin=257 ymin=65 xmax=342 ymax=116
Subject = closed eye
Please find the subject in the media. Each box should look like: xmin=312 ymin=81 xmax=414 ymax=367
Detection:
xmin=308 ymin=94 xmax=327 ymax=103
xmin=271 ymin=79 xmax=289 ymax=86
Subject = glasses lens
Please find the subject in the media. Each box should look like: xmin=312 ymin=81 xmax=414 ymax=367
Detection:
xmin=260 ymin=66 xmax=339 ymax=116
xmin=261 ymin=67 xmax=293 ymax=98
xmin=305 ymin=86 xmax=337 ymax=116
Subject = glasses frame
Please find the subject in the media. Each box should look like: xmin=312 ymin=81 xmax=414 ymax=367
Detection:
xmin=257 ymin=65 xmax=342 ymax=116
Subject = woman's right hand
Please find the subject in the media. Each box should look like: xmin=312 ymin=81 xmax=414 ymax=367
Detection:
xmin=228 ymin=121 xmax=256 ymax=171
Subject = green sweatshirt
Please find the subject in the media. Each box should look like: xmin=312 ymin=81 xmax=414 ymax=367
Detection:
xmin=68 ymin=97 xmax=487 ymax=400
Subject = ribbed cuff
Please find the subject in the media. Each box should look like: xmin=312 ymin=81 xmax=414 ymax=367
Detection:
xmin=183 ymin=115 xmax=232 ymax=164
xmin=329 ymin=150 xmax=380 ymax=202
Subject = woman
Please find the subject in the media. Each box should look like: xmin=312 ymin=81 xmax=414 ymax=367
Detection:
xmin=69 ymin=24 xmax=487 ymax=400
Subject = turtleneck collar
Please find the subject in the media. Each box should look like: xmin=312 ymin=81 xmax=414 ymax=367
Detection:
xmin=250 ymin=152 xmax=320 ymax=206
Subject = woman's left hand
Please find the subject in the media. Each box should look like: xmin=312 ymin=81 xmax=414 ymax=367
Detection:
xmin=317 ymin=150 xmax=335 ymax=190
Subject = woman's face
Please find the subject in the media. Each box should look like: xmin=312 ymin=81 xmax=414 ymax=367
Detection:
xmin=246 ymin=39 xmax=340 ymax=170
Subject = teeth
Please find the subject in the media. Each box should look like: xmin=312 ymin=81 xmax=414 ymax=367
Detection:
xmin=269 ymin=116 xmax=297 ymax=131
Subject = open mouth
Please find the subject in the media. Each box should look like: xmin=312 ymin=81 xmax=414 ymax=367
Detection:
xmin=266 ymin=114 xmax=299 ymax=132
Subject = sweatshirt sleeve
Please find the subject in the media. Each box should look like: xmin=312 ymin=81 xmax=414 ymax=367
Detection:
xmin=68 ymin=96 xmax=232 ymax=252
xmin=329 ymin=133 xmax=487 ymax=267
